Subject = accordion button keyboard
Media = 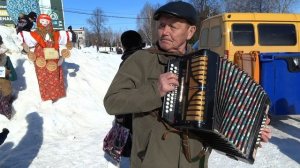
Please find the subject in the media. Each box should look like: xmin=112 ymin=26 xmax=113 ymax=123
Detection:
xmin=165 ymin=64 xmax=178 ymax=113
xmin=164 ymin=63 xmax=179 ymax=114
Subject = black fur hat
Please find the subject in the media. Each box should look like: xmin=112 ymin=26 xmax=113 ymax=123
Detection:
xmin=121 ymin=30 xmax=144 ymax=50
xmin=28 ymin=11 xmax=37 ymax=22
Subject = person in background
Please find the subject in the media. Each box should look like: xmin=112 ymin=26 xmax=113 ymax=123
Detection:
xmin=114 ymin=30 xmax=145 ymax=167
xmin=16 ymin=11 xmax=37 ymax=34
xmin=68 ymin=26 xmax=77 ymax=48
xmin=77 ymin=39 xmax=81 ymax=49
xmin=104 ymin=1 xmax=272 ymax=168
xmin=120 ymin=30 xmax=145 ymax=66
xmin=16 ymin=13 xmax=27 ymax=34
xmin=0 ymin=128 xmax=9 ymax=145
xmin=0 ymin=35 xmax=17 ymax=119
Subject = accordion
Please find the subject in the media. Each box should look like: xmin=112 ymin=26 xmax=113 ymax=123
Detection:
xmin=162 ymin=49 xmax=270 ymax=164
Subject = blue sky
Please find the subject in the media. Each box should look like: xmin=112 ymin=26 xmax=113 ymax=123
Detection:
xmin=294 ymin=1 xmax=300 ymax=13
xmin=63 ymin=0 xmax=167 ymax=32
xmin=63 ymin=0 xmax=300 ymax=32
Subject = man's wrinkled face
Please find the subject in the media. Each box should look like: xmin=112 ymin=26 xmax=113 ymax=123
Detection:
xmin=157 ymin=15 xmax=196 ymax=54
xmin=39 ymin=19 xmax=50 ymax=27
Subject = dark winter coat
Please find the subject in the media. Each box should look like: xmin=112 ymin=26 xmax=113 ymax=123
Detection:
xmin=0 ymin=128 xmax=9 ymax=145
xmin=70 ymin=30 xmax=76 ymax=43
xmin=4 ymin=57 xmax=17 ymax=81
xmin=104 ymin=44 xmax=211 ymax=168
xmin=115 ymin=47 xmax=142 ymax=157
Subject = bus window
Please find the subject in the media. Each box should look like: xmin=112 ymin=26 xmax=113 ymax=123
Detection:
xmin=258 ymin=24 xmax=296 ymax=46
xmin=210 ymin=26 xmax=221 ymax=47
xmin=200 ymin=28 xmax=209 ymax=47
xmin=232 ymin=24 xmax=255 ymax=46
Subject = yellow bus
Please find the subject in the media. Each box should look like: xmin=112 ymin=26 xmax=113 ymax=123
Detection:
xmin=198 ymin=13 xmax=300 ymax=61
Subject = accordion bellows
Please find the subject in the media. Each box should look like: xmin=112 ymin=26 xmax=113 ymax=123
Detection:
xmin=162 ymin=49 xmax=270 ymax=164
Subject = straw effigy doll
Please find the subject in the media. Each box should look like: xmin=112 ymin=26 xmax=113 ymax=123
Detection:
xmin=18 ymin=14 xmax=72 ymax=102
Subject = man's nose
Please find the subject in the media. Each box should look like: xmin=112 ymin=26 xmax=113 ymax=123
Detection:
xmin=161 ymin=25 xmax=171 ymax=35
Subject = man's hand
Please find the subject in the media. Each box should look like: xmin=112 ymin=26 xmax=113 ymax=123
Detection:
xmin=260 ymin=117 xmax=272 ymax=144
xmin=158 ymin=72 xmax=179 ymax=97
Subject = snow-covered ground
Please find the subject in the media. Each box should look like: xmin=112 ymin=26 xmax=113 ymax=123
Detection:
xmin=0 ymin=26 xmax=299 ymax=168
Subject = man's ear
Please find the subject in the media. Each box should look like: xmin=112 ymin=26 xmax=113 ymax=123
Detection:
xmin=187 ymin=25 xmax=196 ymax=40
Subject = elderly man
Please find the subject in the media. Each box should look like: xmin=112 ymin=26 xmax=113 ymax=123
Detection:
xmin=104 ymin=1 xmax=271 ymax=168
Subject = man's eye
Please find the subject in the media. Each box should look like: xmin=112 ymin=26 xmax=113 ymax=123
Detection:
xmin=170 ymin=24 xmax=176 ymax=29
xmin=159 ymin=24 xmax=165 ymax=28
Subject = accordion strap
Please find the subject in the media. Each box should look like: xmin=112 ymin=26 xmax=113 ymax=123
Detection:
xmin=161 ymin=121 xmax=181 ymax=140
xmin=181 ymin=129 xmax=207 ymax=162
xmin=181 ymin=129 xmax=192 ymax=162
xmin=160 ymin=118 xmax=207 ymax=162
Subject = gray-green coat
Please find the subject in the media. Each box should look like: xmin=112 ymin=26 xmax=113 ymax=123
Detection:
xmin=104 ymin=45 xmax=211 ymax=168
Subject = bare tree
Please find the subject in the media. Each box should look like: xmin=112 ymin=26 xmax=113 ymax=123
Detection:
xmin=114 ymin=31 xmax=122 ymax=48
xmin=224 ymin=0 xmax=296 ymax=13
xmin=104 ymin=27 xmax=114 ymax=51
xmin=273 ymin=0 xmax=296 ymax=12
xmin=137 ymin=2 xmax=160 ymax=46
xmin=190 ymin=0 xmax=221 ymax=16
xmin=189 ymin=0 xmax=222 ymax=42
xmin=100 ymin=27 xmax=108 ymax=52
xmin=87 ymin=8 xmax=107 ymax=52
xmin=84 ymin=29 xmax=93 ymax=47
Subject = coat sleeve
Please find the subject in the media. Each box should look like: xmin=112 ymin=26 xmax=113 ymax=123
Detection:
xmin=104 ymin=51 xmax=162 ymax=115
xmin=17 ymin=31 xmax=37 ymax=47
xmin=58 ymin=31 xmax=71 ymax=45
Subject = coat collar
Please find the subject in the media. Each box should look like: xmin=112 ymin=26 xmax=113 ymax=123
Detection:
xmin=146 ymin=42 xmax=194 ymax=65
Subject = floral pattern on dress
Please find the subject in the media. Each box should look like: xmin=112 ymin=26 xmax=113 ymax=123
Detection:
xmin=34 ymin=42 xmax=66 ymax=101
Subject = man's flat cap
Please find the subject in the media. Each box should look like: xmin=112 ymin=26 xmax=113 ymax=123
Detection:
xmin=153 ymin=1 xmax=197 ymax=25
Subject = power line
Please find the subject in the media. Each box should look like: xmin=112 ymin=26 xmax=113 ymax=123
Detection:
xmin=64 ymin=9 xmax=149 ymax=20
xmin=40 ymin=5 xmax=149 ymax=20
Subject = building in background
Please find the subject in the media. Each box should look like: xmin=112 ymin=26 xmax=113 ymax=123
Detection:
xmin=0 ymin=0 xmax=64 ymax=30
xmin=0 ymin=0 xmax=14 ymax=27
xmin=72 ymin=27 xmax=86 ymax=48
xmin=1 ymin=0 xmax=86 ymax=47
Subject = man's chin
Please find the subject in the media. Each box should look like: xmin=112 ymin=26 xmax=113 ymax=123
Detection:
xmin=158 ymin=42 xmax=172 ymax=51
